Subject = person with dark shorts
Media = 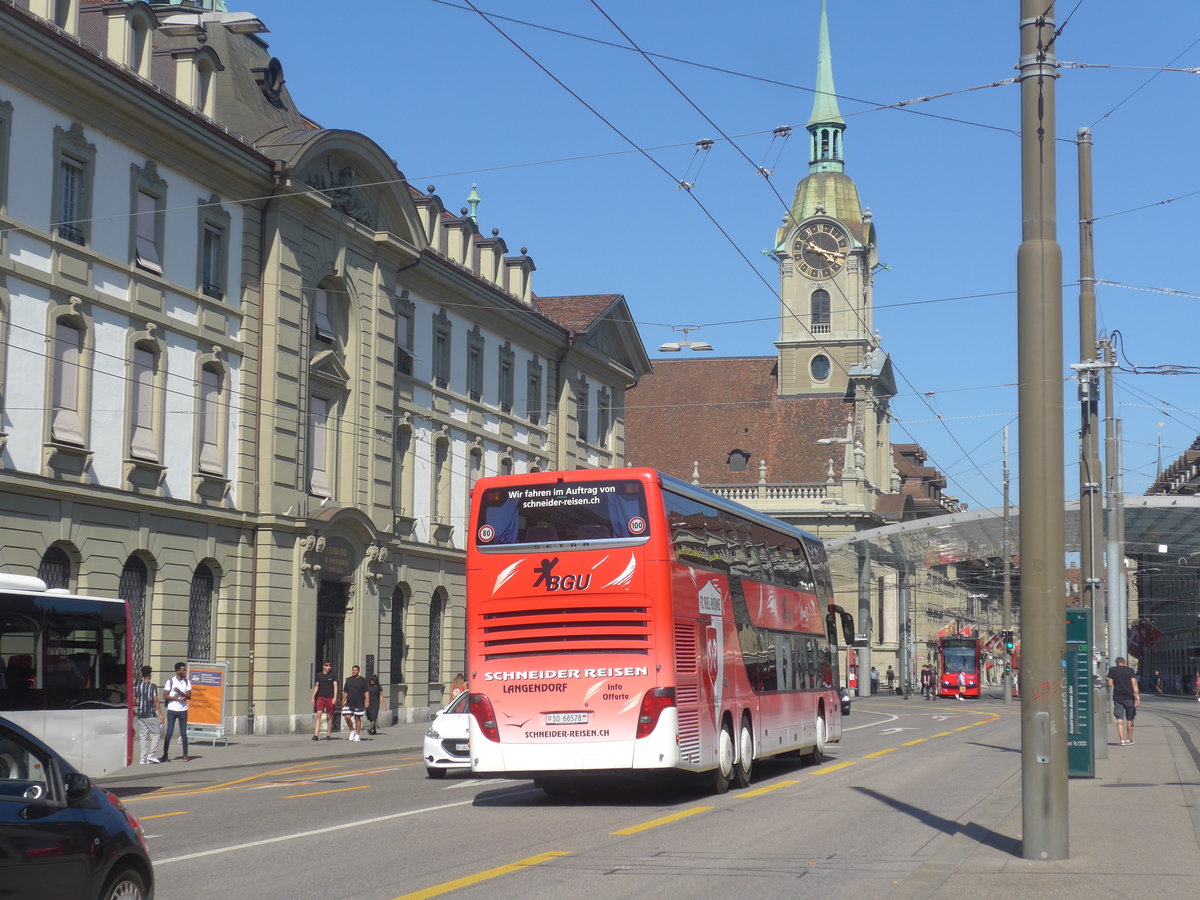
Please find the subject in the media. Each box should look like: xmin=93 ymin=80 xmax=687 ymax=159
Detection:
xmin=312 ymin=660 xmax=339 ymax=741
xmin=365 ymin=675 xmax=384 ymax=735
xmin=342 ymin=665 xmax=368 ymax=742
xmin=1106 ymin=656 xmax=1140 ymax=746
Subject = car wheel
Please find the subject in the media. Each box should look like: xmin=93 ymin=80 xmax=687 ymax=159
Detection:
xmin=425 ymin=766 xmax=447 ymax=779
xmin=102 ymin=867 xmax=147 ymax=900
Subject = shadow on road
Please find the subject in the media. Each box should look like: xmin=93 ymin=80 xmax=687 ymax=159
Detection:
xmin=851 ymin=785 xmax=1021 ymax=857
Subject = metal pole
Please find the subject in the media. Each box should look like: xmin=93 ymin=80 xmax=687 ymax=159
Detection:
xmin=1017 ymin=0 xmax=1068 ymax=860
xmin=1116 ymin=418 xmax=1128 ymax=661
xmin=1104 ymin=339 xmax=1123 ymax=665
xmin=857 ymin=542 xmax=872 ymax=698
xmin=1002 ymin=426 xmax=1013 ymax=706
xmin=1076 ymin=128 xmax=1107 ymax=760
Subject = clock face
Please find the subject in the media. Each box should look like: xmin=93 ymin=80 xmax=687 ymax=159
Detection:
xmin=793 ymin=222 xmax=849 ymax=279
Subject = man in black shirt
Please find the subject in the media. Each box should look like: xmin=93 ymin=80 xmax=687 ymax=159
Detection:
xmin=342 ymin=665 xmax=369 ymax=742
xmin=1106 ymin=656 xmax=1140 ymax=746
xmin=311 ymin=661 xmax=339 ymax=741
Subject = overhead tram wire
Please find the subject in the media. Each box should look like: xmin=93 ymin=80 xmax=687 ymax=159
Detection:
xmin=575 ymin=0 xmax=1004 ymax=508
xmin=1089 ymin=33 xmax=1200 ymax=128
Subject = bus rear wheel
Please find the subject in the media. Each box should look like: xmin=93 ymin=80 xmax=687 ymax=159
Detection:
xmin=805 ymin=713 xmax=827 ymax=765
xmin=733 ymin=718 xmax=753 ymax=788
xmin=714 ymin=722 xmax=734 ymax=794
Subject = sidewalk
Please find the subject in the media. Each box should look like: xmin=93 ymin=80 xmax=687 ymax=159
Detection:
xmin=100 ymin=719 xmax=431 ymax=783
xmin=898 ymin=697 xmax=1200 ymax=898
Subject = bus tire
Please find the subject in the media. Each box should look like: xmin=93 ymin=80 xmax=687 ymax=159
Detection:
xmin=806 ymin=712 xmax=827 ymax=765
xmin=714 ymin=721 xmax=734 ymax=794
xmin=733 ymin=717 xmax=753 ymax=788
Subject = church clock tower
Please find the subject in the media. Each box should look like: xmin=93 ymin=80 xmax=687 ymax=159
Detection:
xmin=775 ymin=0 xmax=888 ymax=402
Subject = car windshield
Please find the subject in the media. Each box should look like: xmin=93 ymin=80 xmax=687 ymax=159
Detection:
xmin=444 ymin=692 xmax=470 ymax=715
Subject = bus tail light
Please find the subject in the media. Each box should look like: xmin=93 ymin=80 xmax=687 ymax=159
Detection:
xmin=635 ymin=687 xmax=675 ymax=738
xmin=468 ymin=693 xmax=500 ymax=743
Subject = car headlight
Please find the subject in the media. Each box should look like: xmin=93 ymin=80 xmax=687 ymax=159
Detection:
xmin=426 ymin=728 xmax=439 ymax=739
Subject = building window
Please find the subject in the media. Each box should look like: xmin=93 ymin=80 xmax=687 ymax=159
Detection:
xmin=427 ymin=592 xmax=444 ymax=684
xmin=395 ymin=293 xmax=415 ymax=376
xmin=597 ymin=388 xmax=611 ymax=450
xmin=133 ymin=190 xmax=162 ymax=273
xmin=52 ymin=1 xmax=77 ymax=31
xmin=466 ymin=327 xmax=484 ymax=402
xmin=469 ymin=446 xmax=483 ymax=495
xmin=313 ymin=289 xmax=336 ymax=345
xmin=129 ymin=342 xmax=160 ymax=462
xmin=196 ymin=59 xmax=215 ymax=117
xmin=197 ymin=362 xmax=225 ymax=476
xmin=50 ymin=317 xmax=85 ymax=446
xmin=119 ymin=555 xmax=149 ymax=670
xmin=38 ymin=546 xmax=72 ymax=590
xmin=576 ymin=376 xmax=590 ymax=444
xmin=187 ymin=564 xmax=214 ymax=661
xmin=308 ymin=395 xmax=332 ymax=498
xmin=500 ymin=456 xmax=513 ymax=477
xmin=498 ymin=342 xmax=515 ymax=413
xmin=0 ymin=99 xmax=12 ymax=216
xmin=432 ymin=310 xmax=451 ymax=389
xmin=197 ymin=195 xmax=230 ymax=301
xmin=728 ymin=449 xmax=751 ymax=473
xmin=810 ymin=289 xmax=831 ymax=333
xmin=392 ymin=423 xmax=412 ymax=515
xmin=389 ymin=584 xmax=408 ymax=684
xmin=527 ymin=358 xmax=542 ymax=426
xmin=811 ymin=354 xmax=831 ymax=382
xmin=52 ymin=124 xmax=95 ymax=246
xmin=432 ymin=434 xmax=450 ymax=522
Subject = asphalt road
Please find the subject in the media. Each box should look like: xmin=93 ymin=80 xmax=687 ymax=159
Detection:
xmin=109 ymin=697 xmax=1021 ymax=900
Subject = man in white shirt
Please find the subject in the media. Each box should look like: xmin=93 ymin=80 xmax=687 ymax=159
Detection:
xmin=161 ymin=661 xmax=193 ymax=762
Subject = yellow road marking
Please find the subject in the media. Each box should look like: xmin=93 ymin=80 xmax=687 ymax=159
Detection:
xmin=395 ymin=851 xmax=570 ymax=900
xmin=932 ymin=731 xmax=953 ymax=737
xmin=123 ymin=757 xmax=414 ymax=802
xmin=902 ymin=738 xmax=928 ymax=746
xmin=283 ymin=785 xmax=371 ymax=799
xmin=864 ymin=748 xmax=897 ymax=758
xmin=737 ymin=780 xmax=800 ymax=798
xmin=810 ymin=761 xmax=856 ymax=775
xmin=611 ymin=806 xmax=712 ymax=835
xmin=952 ymin=725 xmax=975 ymax=732
xmin=140 ymin=811 xmax=189 ymax=820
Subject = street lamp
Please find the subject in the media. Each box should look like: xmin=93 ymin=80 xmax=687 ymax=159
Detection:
xmin=659 ymin=326 xmax=713 ymax=352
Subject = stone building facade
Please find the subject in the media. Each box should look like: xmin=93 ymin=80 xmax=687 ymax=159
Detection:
xmin=0 ymin=0 xmax=650 ymax=731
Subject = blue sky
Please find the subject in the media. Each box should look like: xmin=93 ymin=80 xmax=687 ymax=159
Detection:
xmin=245 ymin=0 xmax=1200 ymax=510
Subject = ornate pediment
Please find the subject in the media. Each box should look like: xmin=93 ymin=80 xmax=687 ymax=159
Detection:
xmin=300 ymin=155 xmax=379 ymax=230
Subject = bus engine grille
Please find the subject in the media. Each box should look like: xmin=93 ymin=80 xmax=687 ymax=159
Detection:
xmin=480 ymin=603 xmax=650 ymax=660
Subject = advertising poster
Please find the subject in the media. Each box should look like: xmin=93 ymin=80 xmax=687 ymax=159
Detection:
xmin=186 ymin=660 xmax=228 ymax=729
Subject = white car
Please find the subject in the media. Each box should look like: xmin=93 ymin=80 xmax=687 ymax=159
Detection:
xmin=423 ymin=691 xmax=471 ymax=778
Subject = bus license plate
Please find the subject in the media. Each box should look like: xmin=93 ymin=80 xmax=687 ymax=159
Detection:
xmin=545 ymin=712 xmax=588 ymax=725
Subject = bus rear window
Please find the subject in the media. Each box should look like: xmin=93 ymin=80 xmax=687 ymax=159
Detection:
xmin=475 ymin=480 xmax=649 ymax=546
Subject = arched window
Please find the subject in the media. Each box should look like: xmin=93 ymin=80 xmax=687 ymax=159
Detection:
xmin=727 ymin=450 xmax=751 ymax=473
xmin=38 ymin=546 xmax=71 ymax=590
xmin=51 ymin=317 xmax=86 ymax=445
xmin=389 ymin=584 xmax=408 ymax=684
xmin=187 ymin=564 xmax=214 ymax=661
xmin=119 ymin=556 xmax=149 ymax=669
xmin=427 ymin=592 xmax=444 ymax=684
xmin=810 ymin=290 xmax=831 ymax=332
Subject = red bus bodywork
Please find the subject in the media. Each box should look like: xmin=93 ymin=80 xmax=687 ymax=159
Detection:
xmin=465 ymin=468 xmax=852 ymax=790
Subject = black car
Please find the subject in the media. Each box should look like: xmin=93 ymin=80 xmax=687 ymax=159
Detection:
xmin=0 ymin=716 xmax=153 ymax=899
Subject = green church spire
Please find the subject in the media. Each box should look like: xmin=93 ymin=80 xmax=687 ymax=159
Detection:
xmin=807 ymin=0 xmax=845 ymax=174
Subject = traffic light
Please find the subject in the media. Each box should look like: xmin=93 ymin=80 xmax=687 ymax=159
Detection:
xmin=1003 ymin=630 xmax=1015 ymax=652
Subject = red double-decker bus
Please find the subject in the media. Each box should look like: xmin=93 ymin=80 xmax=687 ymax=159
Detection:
xmin=464 ymin=468 xmax=854 ymax=793
xmin=937 ymin=635 xmax=982 ymax=699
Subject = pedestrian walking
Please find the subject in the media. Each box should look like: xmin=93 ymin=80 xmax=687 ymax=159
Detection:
xmin=133 ymin=666 xmax=164 ymax=764
xmin=956 ymin=670 xmax=966 ymax=701
xmin=161 ymin=662 xmax=192 ymax=762
xmin=311 ymin=660 xmax=339 ymax=741
xmin=1153 ymin=671 xmax=1164 ymax=695
xmin=1106 ymin=656 xmax=1140 ymax=745
xmin=449 ymin=672 xmax=468 ymax=701
xmin=1195 ymin=673 xmax=1200 ymax=703
xmin=921 ymin=665 xmax=934 ymax=700
xmin=342 ymin=665 xmax=368 ymax=741
xmin=365 ymin=675 xmax=384 ymax=735
xmin=870 ymin=667 xmax=879 ymax=695
xmin=886 ymin=665 xmax=895 ymax=693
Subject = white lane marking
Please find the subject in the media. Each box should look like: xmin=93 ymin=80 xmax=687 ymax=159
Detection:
xmin=843 ymin=712 xmax=899 ymax=732
xmin=154 ymin=800 xmax=473 ymax=865
xmin=445 ymin=777 xmax=517 ymax=789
